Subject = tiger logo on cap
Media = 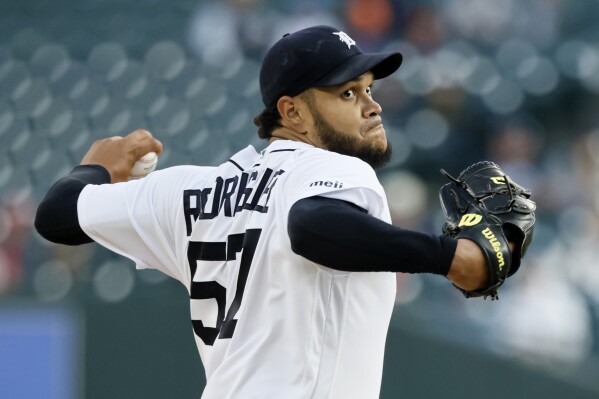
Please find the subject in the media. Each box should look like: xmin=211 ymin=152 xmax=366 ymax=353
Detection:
xmin=333 ymin=31 xmax=356 ymax=49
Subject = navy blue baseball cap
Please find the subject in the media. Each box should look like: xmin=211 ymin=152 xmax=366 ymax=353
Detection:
xmin=259 ymin=25 xmax=403 ymax=107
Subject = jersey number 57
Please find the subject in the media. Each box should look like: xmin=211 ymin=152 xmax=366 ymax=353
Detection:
xmin=186 ymin=229 xmax=261 ymax=346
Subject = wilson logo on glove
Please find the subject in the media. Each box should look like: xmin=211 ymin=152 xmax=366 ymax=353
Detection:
xmin=439 ymin=161 xmax=536 ymax=300
xmin=458 ymin=213 xmax=482 ymax=227
xmin=481 ymin=227 xmax=505 ymax=270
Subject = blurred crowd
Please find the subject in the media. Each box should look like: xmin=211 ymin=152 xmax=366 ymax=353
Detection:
xmin=1 ymin=0 xmax=599 ymax=389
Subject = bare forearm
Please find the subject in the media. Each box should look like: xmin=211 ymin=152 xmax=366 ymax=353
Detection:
xmin=447 ymin=239 xmax=488 ymax=291
xmin=448 ymin=239 xmax=515 ymax=291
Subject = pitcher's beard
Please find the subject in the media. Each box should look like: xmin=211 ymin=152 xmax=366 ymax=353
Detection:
xmin=312 ymin=108 xmax=392 ymax=169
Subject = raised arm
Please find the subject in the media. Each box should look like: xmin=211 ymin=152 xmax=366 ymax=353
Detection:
xmin=79 ymin=129 xmax=163 ymax=183
xmin=34 ymin=129 xmax=163 ymax=245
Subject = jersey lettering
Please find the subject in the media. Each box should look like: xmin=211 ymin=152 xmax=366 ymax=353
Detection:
xmin=187 ymin=229 xmax=262 ymax=346
xmin=309 ymin=180 xmax=344 ymax=188
xmin=184 ymin=168 xmax=284 ymax=236
xmin=221 ymin=175 xmax=239 ymax=217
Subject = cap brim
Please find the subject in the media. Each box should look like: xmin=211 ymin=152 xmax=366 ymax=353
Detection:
xmin=314 ymin=52 xmax=403 ymax=87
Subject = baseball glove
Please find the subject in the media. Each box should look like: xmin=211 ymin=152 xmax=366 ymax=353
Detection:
xmin=439 ymin=161 xmax=536 ymax=299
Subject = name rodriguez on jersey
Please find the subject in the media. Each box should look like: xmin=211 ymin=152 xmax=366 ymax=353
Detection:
xmin=183 ymin=167 xmax=285 ymax=236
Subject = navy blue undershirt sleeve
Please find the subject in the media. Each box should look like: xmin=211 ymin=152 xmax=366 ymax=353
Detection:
xmin=34 ymin=164 xmax=111 ymax=245
xmin=288 ymin=196 xmax=457 ymax=276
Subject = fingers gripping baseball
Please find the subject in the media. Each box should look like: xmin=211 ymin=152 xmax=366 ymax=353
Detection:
xmin=80 ymin=129 xmax=163 ymax=183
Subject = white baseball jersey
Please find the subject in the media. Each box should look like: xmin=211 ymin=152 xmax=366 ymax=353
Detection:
xmin=78 ymin=139 xmax=397 ymax=399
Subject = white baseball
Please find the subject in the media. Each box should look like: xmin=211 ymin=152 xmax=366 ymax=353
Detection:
xmin=129 ymin=151 xmax=158 ymax=180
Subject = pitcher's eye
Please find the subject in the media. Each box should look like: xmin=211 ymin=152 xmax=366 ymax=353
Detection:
xmin=342 ymin=89 xmax=355 ymax=98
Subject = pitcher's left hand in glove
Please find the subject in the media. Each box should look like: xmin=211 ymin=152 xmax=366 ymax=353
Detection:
xmin=439 ymin=161 xmax=536 ymax=299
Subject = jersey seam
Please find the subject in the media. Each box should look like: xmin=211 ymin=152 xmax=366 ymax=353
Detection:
xmin=326 ymin=275 xmax=351 ymax=397
xmin=227 ymin=159 xmax=244 ymax=171
xmin=307 ymin=271 xmax=335 ymax=398
xmin=301 ymin=268 xmax=329 ymax=398
xmin=268 ymin=148 xmax=298 ymax=153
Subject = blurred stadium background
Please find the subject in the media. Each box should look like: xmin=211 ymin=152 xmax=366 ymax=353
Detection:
xmin=1 ymin=0 xmax=599 ymax=398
